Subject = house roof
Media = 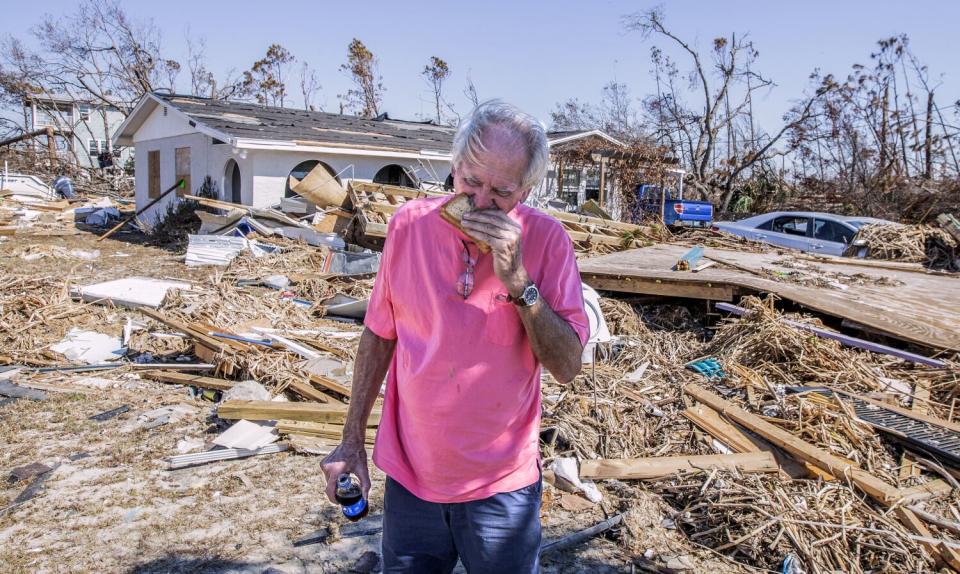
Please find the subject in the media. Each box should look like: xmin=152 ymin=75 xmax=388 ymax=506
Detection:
xmin=546 ymin=129 xmax=625 ymax=148
xmin=114 ymin=93 xmax=456 ymax=156
xmin=114 ymin=93 xmax=628 ymax=160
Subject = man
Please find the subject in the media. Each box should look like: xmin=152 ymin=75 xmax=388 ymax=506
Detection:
xmin=321 ymin=100 xmax=589 ymax=573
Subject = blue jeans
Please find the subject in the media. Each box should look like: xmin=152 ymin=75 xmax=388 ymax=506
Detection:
xmin=381 ymin=476 xmax=542 ymax=574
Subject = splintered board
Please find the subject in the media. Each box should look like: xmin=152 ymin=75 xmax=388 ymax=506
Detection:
xmin=347 ymin=181 xmax=659 ymax=252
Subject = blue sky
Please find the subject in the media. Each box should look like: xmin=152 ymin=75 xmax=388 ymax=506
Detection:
xmin=3 ymin=0 xmax=958 ymax=134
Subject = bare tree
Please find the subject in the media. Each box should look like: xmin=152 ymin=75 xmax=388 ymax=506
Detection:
xmin=599 ymin=81 xmax=641 ymax=141
xmin=422 ymin=56 xmax=450 ymax=124
xmin=158 ymin=59 xmax=181 ymax=93
xmin=550 ymin=98 xmax=600 ymax=132
xmin=22 ymin=0 xmax=173 ymax=113
xmin=625 ymin=8 xmax=827 ymax=210
xmin=185 ymin=31 xmax=212 ymax=96
xmin=463 ymin=74 xmax=480 ymax=108
xmin=550 ymin=81 xmax=642 ymax=142
xmin=339 ymin=38 xmax=383 ymax=118
xmin=298 ymin=61 xmax=322 ymax=111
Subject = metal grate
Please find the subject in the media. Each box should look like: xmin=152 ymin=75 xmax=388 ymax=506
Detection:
xmin=849 ymin=397 xmax=960 ymax=467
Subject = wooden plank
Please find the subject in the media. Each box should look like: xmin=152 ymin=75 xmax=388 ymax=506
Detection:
xmin=564 ymin=229 xmax=632 ymax=247
xmin=682 ymin=406 xmax=830 ymax=480
xmin=898 ymin=479 xmax=954 ymax=505
xmin=682 ymin=405 xmax=759 ymax=453
xmin=583 ymin=274 xmax=734 ymax=301
xmin=175 ymin=146 xmax=191 ymax=196
xmin=276 ymin=420 xmax=376 ymax=444
xmin=138 ymin=309 xmax=232 ymax=354
xmin=895 ymin=506 xmax=960 ymax=571
xmin=547 ymin=209 xmax=644 ymax=233
xmin=684 ymin=383 xmax=901 ymax=504
xmin=148 ymin=150 xmax=160 ymax=199
xmin=797 ymin=252 xmax=938 ymax=274
xmin=348 ymin=181 xmax=444 ymax=200
xmin=217 ymin=400 xmax=380 ymax=426
xmin=139 ymin=370 xmax=235 ymax=391
xmin=579 ymin=452 xmax=779 ymax=480
xmin=287 ymin=380 xmax=331 ymax=403
xmin=308 ymin=374 xmax=352 ymax=398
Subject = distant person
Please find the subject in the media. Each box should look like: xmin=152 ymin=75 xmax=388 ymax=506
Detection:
xmin=322 ymin=100 xmax=589 ymax=573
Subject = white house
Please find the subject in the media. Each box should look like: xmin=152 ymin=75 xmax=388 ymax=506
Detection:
xmin=24 ymin=95 xmax=132 ymax=170
xmin=114 ymin=92 xmax=632 ymax=223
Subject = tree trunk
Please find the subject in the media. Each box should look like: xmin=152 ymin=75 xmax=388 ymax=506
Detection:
xmin=879 ymin=84 xmax=889 ymax=181
xmin=924 ymin=90 xmax=934 ymax=180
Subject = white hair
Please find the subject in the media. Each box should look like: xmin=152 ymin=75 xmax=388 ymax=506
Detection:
xmin=451 ymin=100 xmax=549 ymax=191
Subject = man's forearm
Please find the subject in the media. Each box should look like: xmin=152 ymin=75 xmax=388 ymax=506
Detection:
xmin=342 ymin=327 xmax=397 ymax=443
xmin=517 ymin=301 xmax=583 ymax=383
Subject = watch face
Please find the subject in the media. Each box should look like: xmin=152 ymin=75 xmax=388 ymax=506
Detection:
xmin=521 ymin=284 xmax=539 ymax=306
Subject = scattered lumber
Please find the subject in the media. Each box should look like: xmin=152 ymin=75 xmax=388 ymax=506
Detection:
xmin=580 ymin=452 xmax=779 ymax=480
xmin=682 ymin=403 xmax=830 ymax=480
xmin=138 ymin=308 xmax=238 ymax=375
xmin=276 ymin=420 xmax=376 ymax=444
xmin=217 ymin=400 xmax=380 ymax=426
xmin=139 ymin=370 xmax=236 ymax=391
xmin=683 ymin=384 xmax=901 ymax=504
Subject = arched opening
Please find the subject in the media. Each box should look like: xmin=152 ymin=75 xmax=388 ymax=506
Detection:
xmin=444 ymin=173 xmax=454 ymax=191
xmin=373 ymin=164 xmax=418 ymax=188
xmin=285 ymin=160 xmax=339 ymax=198
xmin=224 ymin=159 xmax=241 ymax=204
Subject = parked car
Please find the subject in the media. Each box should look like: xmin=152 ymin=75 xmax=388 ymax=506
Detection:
xmin=713 ymin=211 xmax=894 ymax=256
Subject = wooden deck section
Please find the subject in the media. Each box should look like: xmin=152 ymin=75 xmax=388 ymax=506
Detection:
xmin=579 ymin=244 xmax=960 ymax=351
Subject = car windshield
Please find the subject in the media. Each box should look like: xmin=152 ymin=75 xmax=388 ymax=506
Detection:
xmin=845 ymin=220 xmax=870 ymax=229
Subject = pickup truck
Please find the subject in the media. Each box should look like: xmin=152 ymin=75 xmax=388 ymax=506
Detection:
xmin=632 ymin=183 xmax=713 ymax=228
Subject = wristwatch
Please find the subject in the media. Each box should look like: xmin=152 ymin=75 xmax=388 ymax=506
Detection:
xmin=509 ymin=282 xmax=540 ymax=308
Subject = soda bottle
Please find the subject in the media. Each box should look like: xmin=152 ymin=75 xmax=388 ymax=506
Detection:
xmin=334 ymin=473 xmax=368 ymax=521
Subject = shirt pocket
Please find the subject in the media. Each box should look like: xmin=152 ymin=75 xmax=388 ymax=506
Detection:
xmin=483 ymin=293 xmax=523 ymax=346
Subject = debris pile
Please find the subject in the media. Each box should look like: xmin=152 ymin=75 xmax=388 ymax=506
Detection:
xmin=852 ymin=221 xmax=959 ymax=271
xmin=2 ymin=177 xmax=959 ymax=573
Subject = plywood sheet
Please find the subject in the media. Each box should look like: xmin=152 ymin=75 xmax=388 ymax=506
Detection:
xmin=579 ymin=244 xmax=960 ymax=351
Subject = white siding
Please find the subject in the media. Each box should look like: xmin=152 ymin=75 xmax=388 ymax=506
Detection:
xmin=133 ymin=104 xmax=196 ymax=143
xmin=134 ymin=133 xmax=210 ymax=224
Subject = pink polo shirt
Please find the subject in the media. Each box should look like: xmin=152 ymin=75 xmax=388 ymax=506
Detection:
xmin=365 ymin=195 xmax=589 ymax=503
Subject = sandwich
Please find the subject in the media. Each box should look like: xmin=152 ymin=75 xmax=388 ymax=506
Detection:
xmin=440 ymin=194 xmax=491 ymax=253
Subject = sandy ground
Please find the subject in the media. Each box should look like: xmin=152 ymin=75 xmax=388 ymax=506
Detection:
xmin=0 ymin=230 xmax=745 ymax=573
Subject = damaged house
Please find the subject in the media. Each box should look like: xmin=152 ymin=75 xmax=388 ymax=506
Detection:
xmin=114 ymin=93 xmax=633 ymax=222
